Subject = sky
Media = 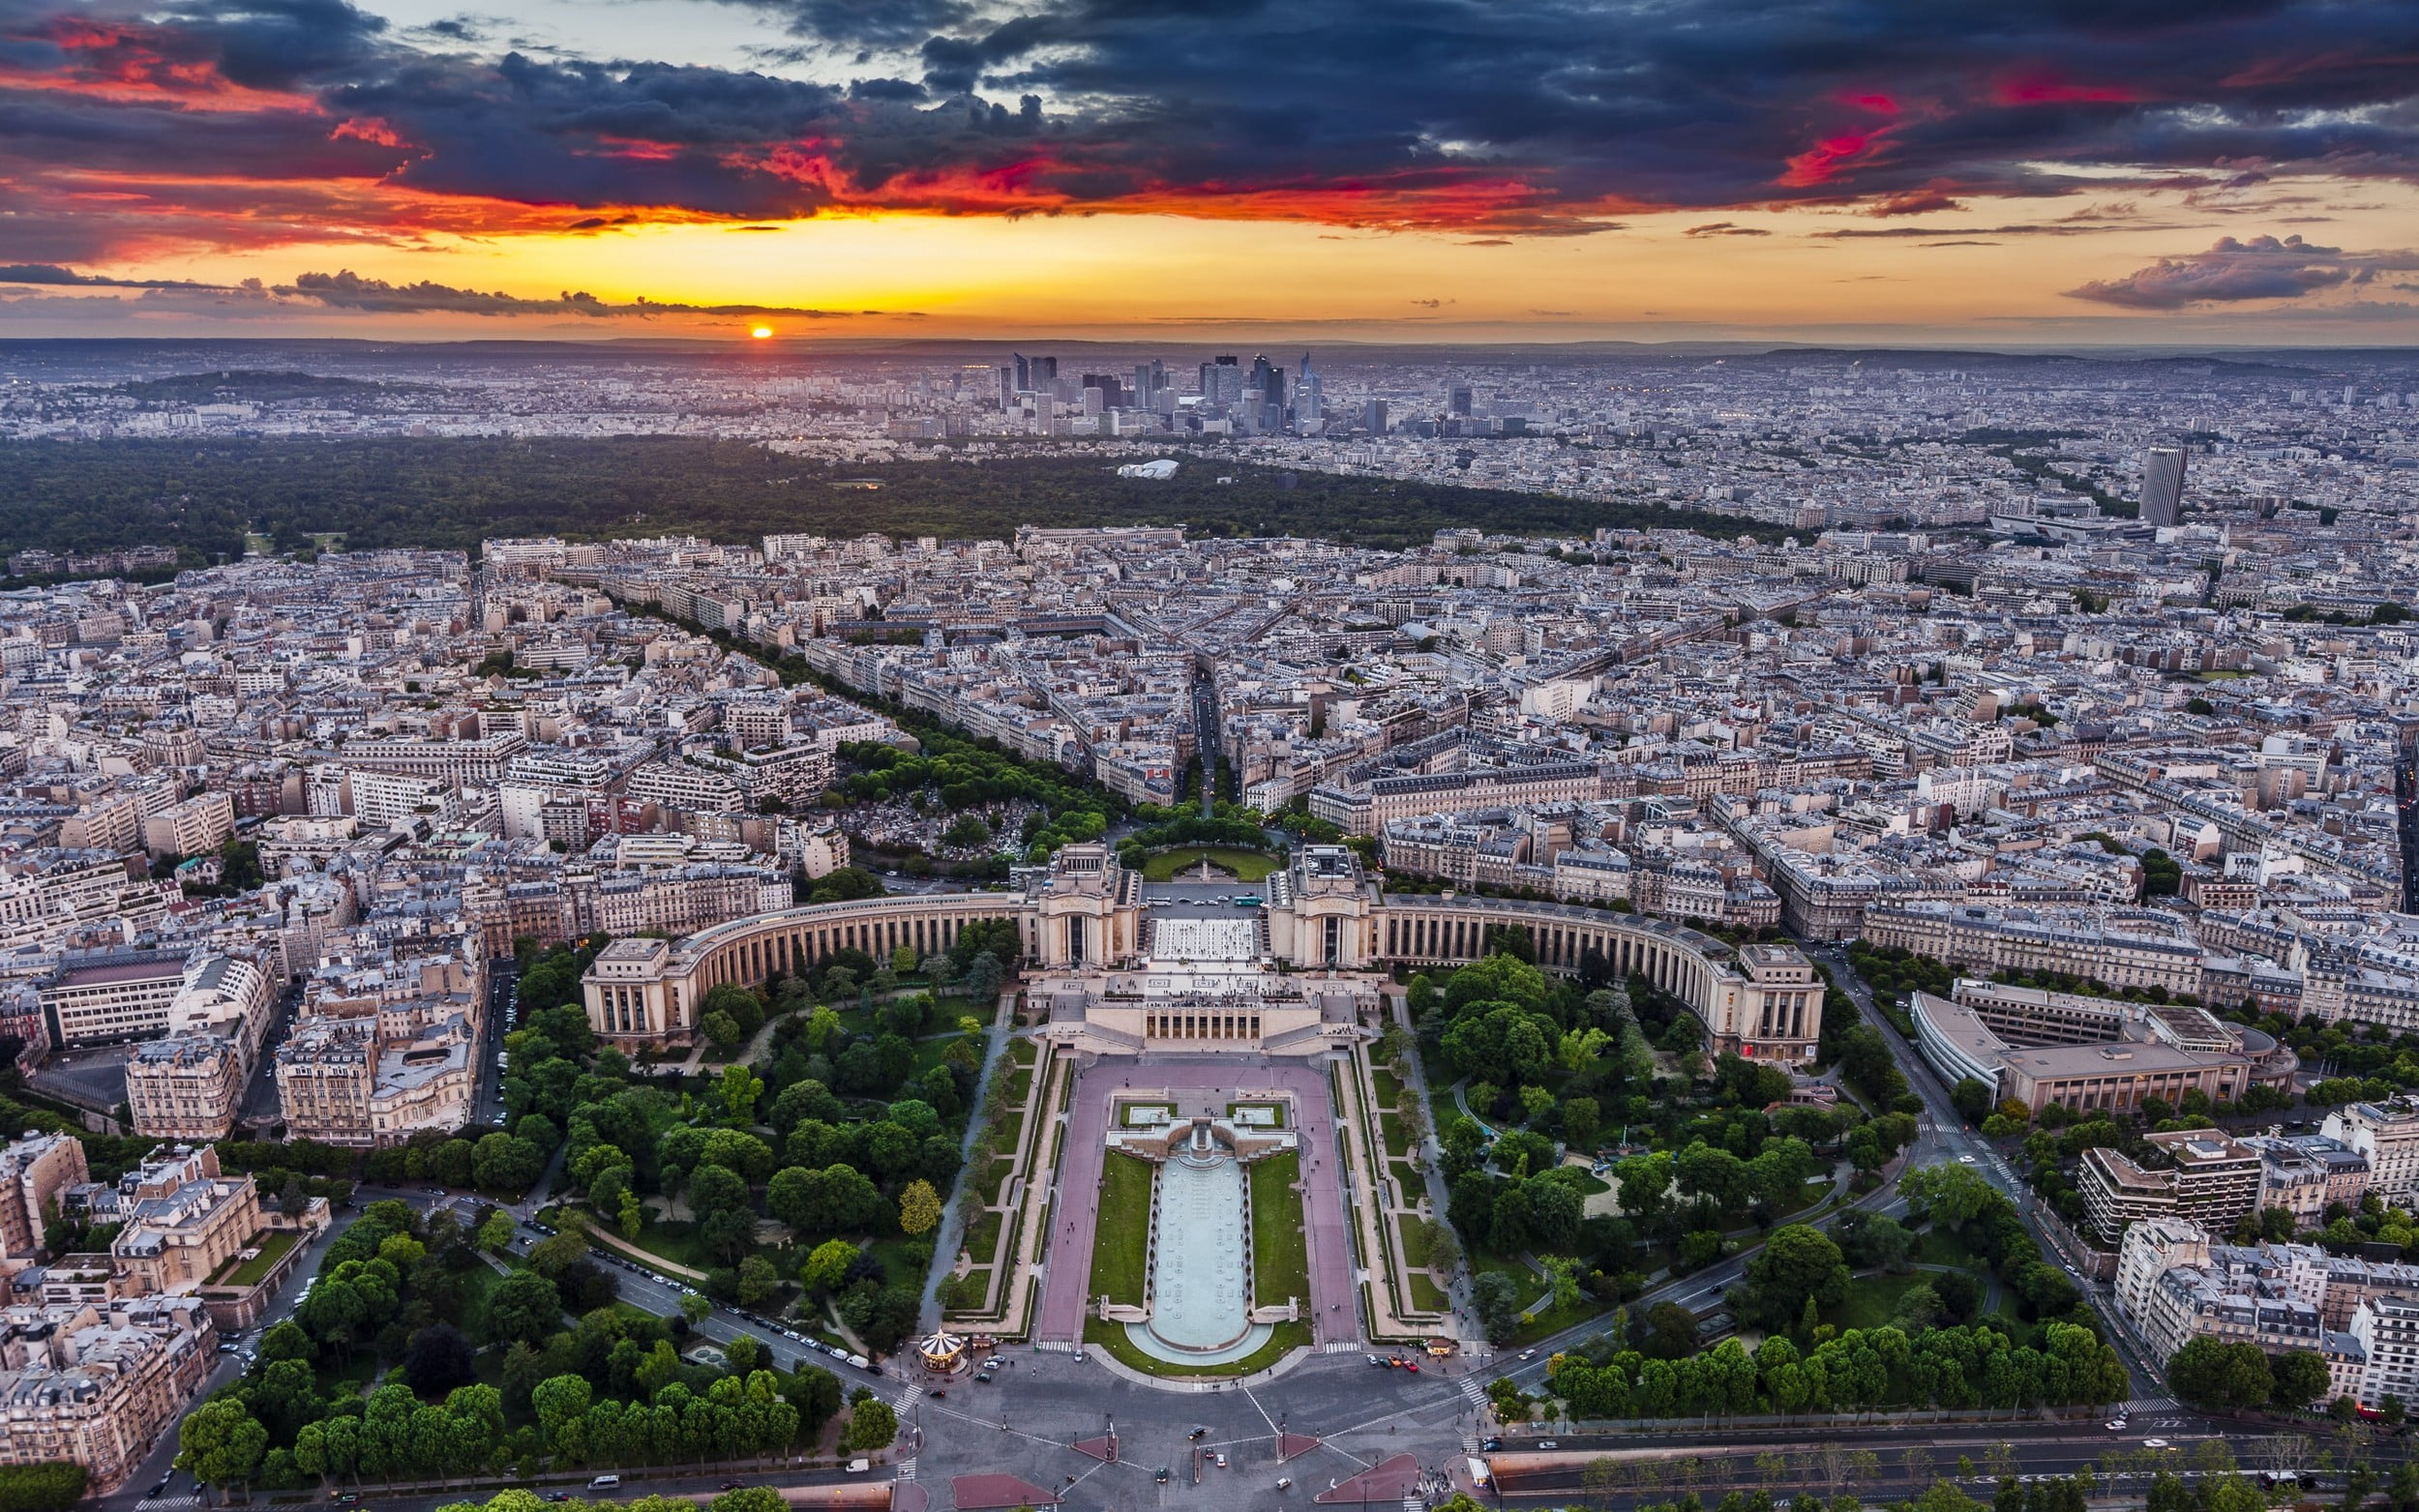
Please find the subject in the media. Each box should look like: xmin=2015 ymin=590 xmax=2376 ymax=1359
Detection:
xmin=4 ymin=0 xmax=2419 ymax=344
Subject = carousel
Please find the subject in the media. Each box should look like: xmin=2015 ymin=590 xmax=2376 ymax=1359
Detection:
xmin=916 ymin=1330 xmax=970 ymax=1375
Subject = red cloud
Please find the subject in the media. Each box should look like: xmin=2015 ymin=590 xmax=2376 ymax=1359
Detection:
xmin=1780 ymin=130 xmax=1890 ymax=187
xmin=1996 ymin=75 xmax=2136 ymax=105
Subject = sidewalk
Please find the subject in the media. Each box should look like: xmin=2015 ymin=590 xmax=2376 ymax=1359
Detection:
xmin=918 ymin=989 xmax=1021 ymax=1332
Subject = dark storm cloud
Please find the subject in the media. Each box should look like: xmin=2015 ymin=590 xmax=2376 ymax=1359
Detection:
xmin=0 ymin=262 xmax=225 ymax=287
xmin=279 ymin=269 xmax=881 ymax=315
xmin=2063 ymin=234 xmax=2419 ymax=309
xmin=8 ymin=0 xmax=2419 ymax=254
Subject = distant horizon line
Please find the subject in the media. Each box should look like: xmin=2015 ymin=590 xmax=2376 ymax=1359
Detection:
xmin=4 ymin=334 xmax=2417 ymax=360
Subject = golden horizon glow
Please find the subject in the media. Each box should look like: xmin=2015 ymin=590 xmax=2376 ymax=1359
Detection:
xmin=27 ymin=184 xmax=2411 ymax=344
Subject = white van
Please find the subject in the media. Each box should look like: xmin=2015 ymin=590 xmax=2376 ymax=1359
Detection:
xmin=844 ymin=1460 xmax=871 ymax=1475
xmin=587 ymin=1475 xmax=620 ymax=1490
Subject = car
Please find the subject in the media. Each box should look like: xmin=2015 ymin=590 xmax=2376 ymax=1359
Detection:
xmin=1213 ymin=1453 xmax=1228 ymax=1468
xmin=1403 ymin=1361 xmax=1419 ymax=1373
xmin=718 ymin=1482 xmax=742 ymax=1492
xmin=1519 ymin=1349 xmax=1537 ymax=1361
xmin=1538 ymin=1440 xmax=1560 ymax=1450
xmin=150 ymin=1482 xmax=170 ymax=1498
xmin=932 ymin=1389 xmax=946 ymax=1399
xmin=1189 ymin=1428 xmax=1209 ymax=1440
xmin=2105 ymin=1420 xmax=2129 ymax=1432
xmin=1365 ymin=1352 xmax=1384 ymax=1367
xmin=975 ymin=1371 xmax=994 ymax=1383
xmin=1956 ymin=1154 xmax=1977 ymax=1165
xmin=1480 ymin=1438 xmax=1504 ymax=1453
xmin=330 ymin=1495 xmax=359 ymax=1506
xmin=1154 ymin=1468 xmax=1171 ymax=1485
xmin=2144 ymin=1439 xmax=2172 ymax=1450
xmin=1072 ymin=1350 xmax=1087 ymax=1363
xmin=544 ymin=1494 xmax=572 ymax=1503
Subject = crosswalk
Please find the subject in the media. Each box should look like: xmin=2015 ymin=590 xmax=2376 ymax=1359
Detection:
xmin=1458 ymin=1378 xmax=1488 ymax=1409
xmin=135 ymin=1497 xmax=204 ymax=1511
xmin=1402 ymin=1496 xmax=1426 ymax=1512
xmin=891 ymin=1383 xmax=923 ymax=1482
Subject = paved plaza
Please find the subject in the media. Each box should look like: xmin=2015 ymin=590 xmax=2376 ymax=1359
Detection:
xmin=1036 ymin=1058 xmax=1359 ymax=1350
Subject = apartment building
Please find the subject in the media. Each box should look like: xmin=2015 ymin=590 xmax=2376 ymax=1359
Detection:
xmin=0 ymin=851 xmax=148 ymax=952
xmin=0 ymin=1296 xmax=216 ymax=1492
xmin=2079 ymin=1130 xmax=2262 ymax=1244
xmin=1860 ymin=901 xmax=2207 ymax=998
xmin=1311 ymin=759 xmax=1604 ymax=836
xmin=274 ymin=1012 xmax=474 ymax=1146
xmin=274 ymin=1019 xmax=374 ymax=1144
xmin=337 ymin=730 xmax=528 ymax=785
xmin=0 ymin=1134 xmax=89 ymax=1260
xmin=2322 ymin=1099 xmax=2419 ymax=1205
xmin=345 ymin=769 xmax=460 ymax=832
xmin=2240 ymin=1133 xmax=2372 ymax=1227
xmin=123 ymin=1037 xmax=247 ymax=1141
xmin=2351 ymin=1296 xmax=2419 ymax=1409
xmin=2112 ymin=1220 xmax=2372 ymax=1402
xmin=139 ymin=790 xmax=233 ymax=862
xmin=61 ymin=1144 xmax=266 ymax=1295
xmin=625 ymin=758 xmax=743 ymax=814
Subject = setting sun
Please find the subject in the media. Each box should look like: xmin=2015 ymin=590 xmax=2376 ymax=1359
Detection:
xmin=750 ymin=326 xmax=773 ymax=341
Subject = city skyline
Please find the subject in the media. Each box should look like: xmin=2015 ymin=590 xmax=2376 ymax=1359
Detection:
xmin=5 ymin=0 xmax=2419 ymax=342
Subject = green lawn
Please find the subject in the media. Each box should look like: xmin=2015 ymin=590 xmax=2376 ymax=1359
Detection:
xmin=1010 ymin=1037 xmax=1038 ymax=1067
xmin=1378 ymin=1112 xmax=1410 ymax=1160
xmin=1090 ymin=1152 xmax=1153 ymax=1307
xmin=1409 ymin=1272 xmax=1449 ymax=1313
xmin=1370 ymin=1066 xmax=1404 ymax=1109
xmin=1003 ymin=1067 xmax=1034 ymax=1108
xmin=1248 ymin=1152 xmax=1310 ymax=1309
xmin=316 ymin=1349 xmax=381 ymax=1401
xmin=1919 ymin=1228 xmax=1979 ymax=1268
xmin=1828 ymin=1273 xmax=1928 ymax=1334
xmin=1397 ymin=1214 xmax=1432 ymax=1268
xmin=1139 ymin=846 xmax=1279 ymax=882
xmin=1512 ymin=1292 xmax=1609 ymax=1347
xmin=911 ymin=1029 xmax=977 ymax=1078
xmin=964 ymin=1208 xmax=1004 ymax=1266
xmin=1083 ymin=1315 xmax=1309 ymax=1378
xmin=213 ymin=1230 xmax=299 ymax=1287
xmin=456 ymin=1260 xmax=503 ymax=1339
xmin=1473 ymin=1254 xmax=1547 ymax=1312
xmin=625 ymin=1220 xmax=715 ymax=1273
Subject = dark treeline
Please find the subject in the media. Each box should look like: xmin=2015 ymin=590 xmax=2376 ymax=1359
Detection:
xmin=0 ymin=439 xmax=1788 ymax=558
